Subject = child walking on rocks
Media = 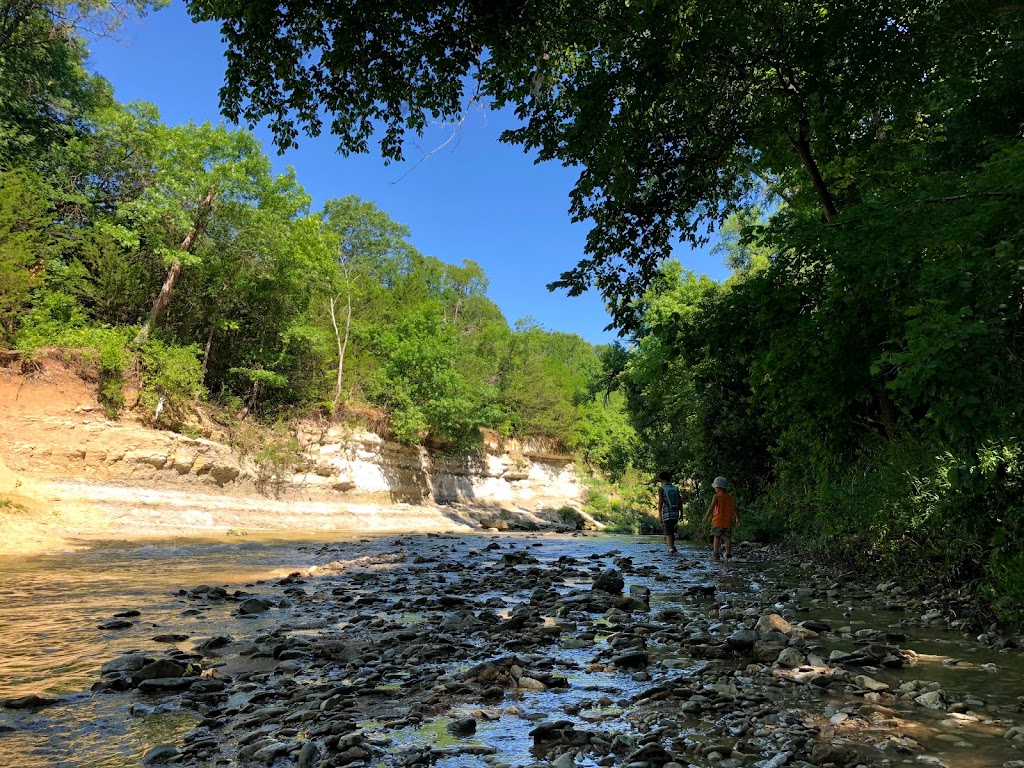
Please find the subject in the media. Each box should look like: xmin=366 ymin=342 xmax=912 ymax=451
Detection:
xmin=703 ymin=476 xmax=739 ymax=560
xmin=657 ymin=471 xmax=682 ymax=553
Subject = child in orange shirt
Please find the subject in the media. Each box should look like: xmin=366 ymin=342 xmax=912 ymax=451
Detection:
xmin=703 ymin=476 xmax=740 ymax=561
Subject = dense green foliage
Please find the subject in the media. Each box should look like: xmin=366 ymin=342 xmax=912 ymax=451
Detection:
xmin=185 ymin=0 xmax=1024 ymax=621
xmin=0 ymin=0 xmax=635 ymax=460
xmin=599 ymin=31 xmax=1024 ymax=621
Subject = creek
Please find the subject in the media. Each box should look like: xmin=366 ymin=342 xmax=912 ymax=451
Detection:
xmin=1 ymin=532 xmax=1022 ymax=768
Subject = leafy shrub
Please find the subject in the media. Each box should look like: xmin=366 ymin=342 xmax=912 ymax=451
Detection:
xmin=140 ymin=340 xmax=205 ymax=421
xmin=556 ymin=506 xmax=585 ymax=530
xmin=763 ymin=437 xmax=1024 ymax=625
xmin=253 ymin=434 xmax=303 ymax=498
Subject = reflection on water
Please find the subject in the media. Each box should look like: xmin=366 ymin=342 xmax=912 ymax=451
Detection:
xmin=0 ymin=534 xmax=376 ymax=767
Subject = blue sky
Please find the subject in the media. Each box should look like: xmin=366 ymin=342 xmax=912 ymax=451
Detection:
xmin=86 ymin=2 xmax=728 ymax=345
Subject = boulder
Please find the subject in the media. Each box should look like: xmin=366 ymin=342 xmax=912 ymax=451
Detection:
xmin=297 ymin=742 xmax=319 ymax=768
xmin=612 ymin=650 xmax=650 ymax=669
xmin=136 ymin=677 xmax=194 ymax=693
xmin=592 ymin=569 xmax=624 ymax=594
xmin=726 ymin=630 xmax=760 ymax=651
xmin=100 ymin=653 xmax=149 ymax=675
xmin=915 ymin=690 xmax=948 ymax=710
xmin=2 ymin=694 xmax=59 ymax=709
xmin=854 ymin=674 xmax=890 ymax=692
xmin=144 ymin=744 xmax=181 ymax=764
xmin=776 ymin=647 xmax=805 ymax=668
xmin=132 ymin=659 xmax=186 ymax=686
xmin=238 ymin=598 xmax=271 ymax=615
xmin=810 ymin=743 xmax=859 ymax=766
xmin=753 ymin=641 xmax=786 ymax=663
xmin=755 ymin=614 xmax=793 ymax=634
xmin=447 ymin=717 xmax=477 ymax=737
xmin=97 ymin=619 xmax=134 ymax=630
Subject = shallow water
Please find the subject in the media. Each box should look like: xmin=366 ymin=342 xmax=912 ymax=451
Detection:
xmin=1 ymin=533 xmax=1022 ymax=768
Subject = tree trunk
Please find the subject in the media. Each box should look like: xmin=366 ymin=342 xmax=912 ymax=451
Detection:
xmin=328 ymin=291 xmax=352 ymax=409
xmin=201 ymin=325 xmax=215 ymax=377
xmin=791 ymin=133 xmax=838 ymax=221
xmin=877 ymin=388 xmax=898 ymax=442
xmin=134 ymin=190 xmax=216 ymax=347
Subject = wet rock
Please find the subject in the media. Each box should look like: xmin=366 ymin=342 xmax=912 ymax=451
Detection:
xmin=753 ymin=641 xmax=786 ymax=663
xmin=592 ymin=569 xmax=624 ymax=594
xmin=810 ymin=742 xmax=859 ymax=765
xmin=854 ymin=675 xmax=889 ymax=692
xmin=447 ymin=717 xmax=477 ymax=736
xmin=2 ymin=694 xmax=59 ymax=709
xmin=113 ymin=609 xmax=142 ymax=618
xmin=143 ymin=744 xmax=181 ymax=764
xmin=612 ymin=650 xmax=650 ymax=669
xmin=501 ymin=551 xmax=539 ymax=565
xmin=132 ymin=659 xmax=187 ymax=685
xmin=137 ymin=677 xmax=195 ymax=693
xmin=195 ymin=635 xmax=232 ymax=652
xmin=916 ymin=690 xmax=948 ymax=710
xmin=238 ymin=598 xmax=271 ymax=615
xmin=624 ymin=742 xmax=675 ymax=764
xmin=152 ymin=634 xmax=189 ymax=643
xmin=100 ymin=653 xmax=150 ymax=675
xmin=629 ymin=585 xmax=651 ymax=602
xmin=685 ymin=584 xmax=716 ymax=597
xmin=755 ymin=614 xmax=793 ymax=634
xmin=529 ymin=719 xmax=575 ymax=743
xmin=297 ymin=741 xmax=319 ymax=768
xmin=98 ymin=619 xmax=134 ymax=630
xmin=552 ymin=752 xmax=576 ymax=768
xmin=776 ymin=647 xmax=804 ymax=668
xmin=252 ymin=740 xmax=290 ymax=762
xmin=726 ymin=630 xmax=759 ymax=651
xmin=518 ymin=677 xmax=547 ymax=690
xmin=440 ymin=610 xmax=479 ymax=632
xmin=799 ymin=620 xmax=831 ymax=633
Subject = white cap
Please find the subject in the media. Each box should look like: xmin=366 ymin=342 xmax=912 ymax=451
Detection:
xmin=712 ymin=476 xmax=728 ymax=489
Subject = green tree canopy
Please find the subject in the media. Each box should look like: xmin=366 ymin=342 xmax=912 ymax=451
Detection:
xmin=185 ymin=0 xmax=1021 ymax=328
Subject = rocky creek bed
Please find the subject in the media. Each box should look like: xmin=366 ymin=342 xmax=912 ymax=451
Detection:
xmin=2 ymin=533 xmax=1024 ymax=768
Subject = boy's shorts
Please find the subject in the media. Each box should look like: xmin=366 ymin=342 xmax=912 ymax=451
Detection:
xmin=711 ymin=526 xmax=732 ymax=539
xmin=663 ymin=519 xmax=678 ymax=536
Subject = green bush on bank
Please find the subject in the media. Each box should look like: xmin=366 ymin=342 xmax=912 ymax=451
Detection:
xmin=139 ymin=340 xmax=206 ymax=421
xmin=763 ymin=438 xmax=1024 ymax=626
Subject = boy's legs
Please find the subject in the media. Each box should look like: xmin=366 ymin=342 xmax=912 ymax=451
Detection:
xmin=724 ymin=529 xmax=733 ymax=559
xmin=711 ymin=533 xmax=721 ymax=560
xmin=665 ymin=519 xmax=678 ymax=553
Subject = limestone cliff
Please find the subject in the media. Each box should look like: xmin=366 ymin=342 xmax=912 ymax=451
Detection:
xmin=0 ymin=354 xmax=586 ymax=549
